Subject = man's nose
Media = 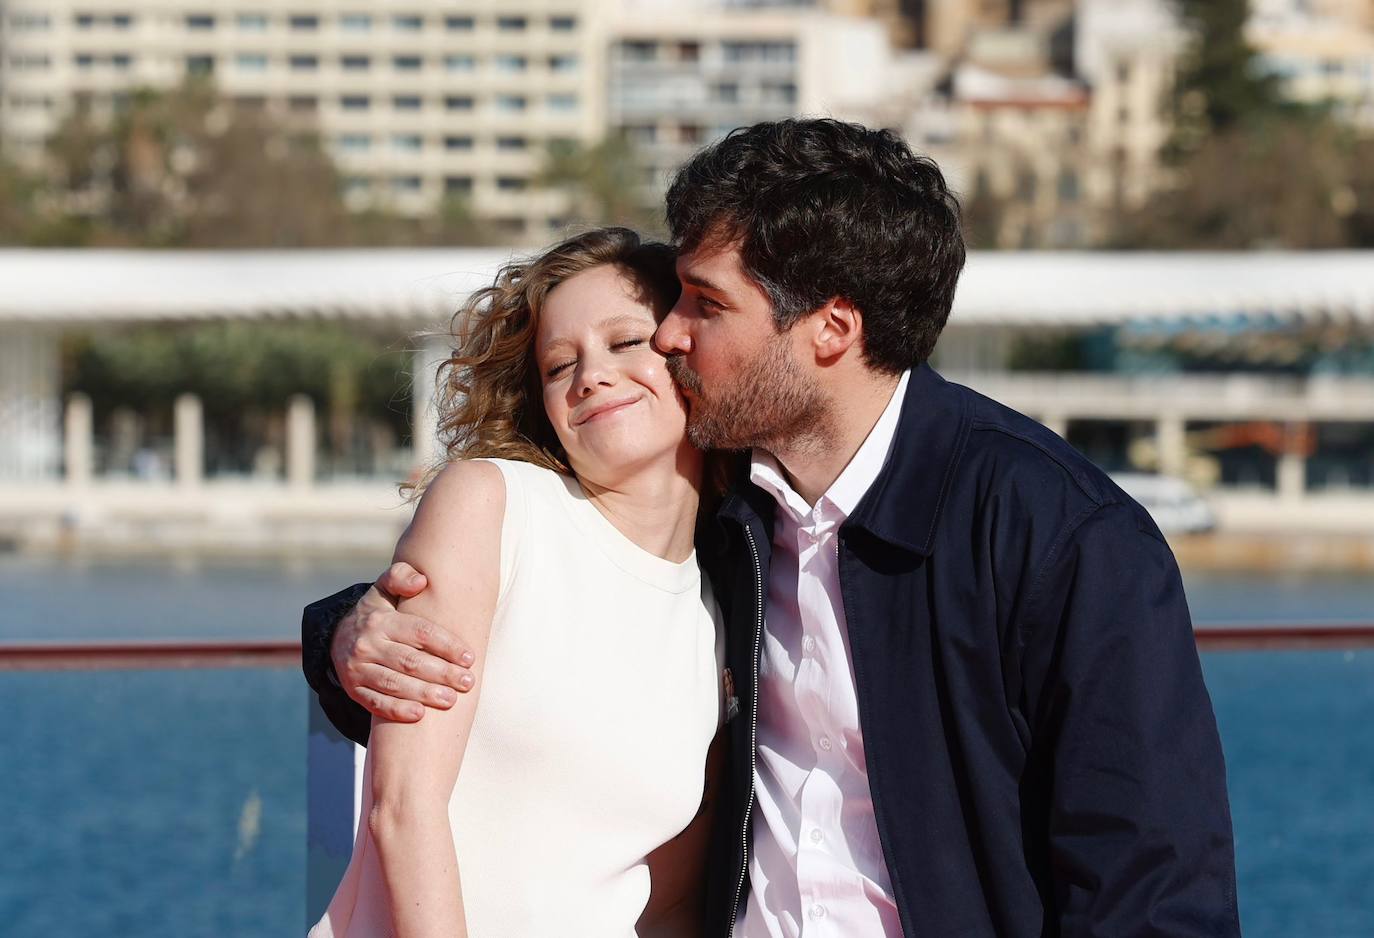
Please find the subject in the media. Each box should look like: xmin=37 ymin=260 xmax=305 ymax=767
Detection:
xmin=654 ymin=302 xmax=693 ymax=356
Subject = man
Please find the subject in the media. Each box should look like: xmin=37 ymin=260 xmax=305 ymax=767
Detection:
xmin=304 ymin=119 xmax=1239 ymax=936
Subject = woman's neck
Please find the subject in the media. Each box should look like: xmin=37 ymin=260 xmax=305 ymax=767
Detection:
xmin=575 ymin=446 xmax=702 ymax=563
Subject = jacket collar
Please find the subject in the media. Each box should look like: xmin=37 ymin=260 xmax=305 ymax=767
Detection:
xmin=717 ymin=363 xmax=971 ymax=557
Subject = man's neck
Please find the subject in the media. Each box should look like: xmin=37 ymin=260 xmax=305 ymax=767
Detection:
xmin=767 ymin=369 xmax=903 ymax=507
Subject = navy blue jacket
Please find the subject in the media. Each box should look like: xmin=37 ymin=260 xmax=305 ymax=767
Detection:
xmin=303 ymin=363 xmax=1240 ymax=937
xmin=701 ymin=363 xmax=1238 ymax=937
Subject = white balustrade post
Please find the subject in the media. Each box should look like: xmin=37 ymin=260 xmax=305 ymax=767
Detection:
xmin=174 ymin=393 xmax=203 ymax=488
xmin=1277 ymin=422 xmax=1307 ymax=502
xmin=1040 ymin=413 xmax=1069 ymax=439
xmin=287 ymin=394 xmax=317 ymax=489
xmin=411 ymin=335 xmax=450 ymax=474
xmin=1156 ymin=412 xmax=1187 ymax=479
xmin=65 ymin=393 xmax=93 ymax=487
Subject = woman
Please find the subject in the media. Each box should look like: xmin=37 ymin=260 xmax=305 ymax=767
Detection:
xmin=309 ymin=228 xmax=724 ymax=937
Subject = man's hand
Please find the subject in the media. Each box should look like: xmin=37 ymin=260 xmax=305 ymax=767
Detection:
xmin=330 ymin=561 xmax=477 ymax=723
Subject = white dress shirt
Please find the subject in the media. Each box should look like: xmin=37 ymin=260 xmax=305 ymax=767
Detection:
xmin=738 ymin=370 xmax=910 ymax=937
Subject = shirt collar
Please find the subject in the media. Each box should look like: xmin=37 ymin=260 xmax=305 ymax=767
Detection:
xmin=748 ymin=369 xmax=911 ymax=522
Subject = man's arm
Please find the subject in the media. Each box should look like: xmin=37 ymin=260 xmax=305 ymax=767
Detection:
xmin=301 ymin=562 xmax=478 ymax=747
xmin=1021 ymin=502 xmax=1240 ymax=937
xmin=302 ymin=582 xmax=374 ymax=745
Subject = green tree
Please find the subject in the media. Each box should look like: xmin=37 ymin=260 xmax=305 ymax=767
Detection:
xmin=539 ymin=134 xmax=664 ymax=235
xmin=1111 ymin=0 xmax=1374 ymax=248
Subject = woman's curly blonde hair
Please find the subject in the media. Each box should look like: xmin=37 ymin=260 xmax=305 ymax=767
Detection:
xmin=405 ymin=227 xmax=680 ymax=497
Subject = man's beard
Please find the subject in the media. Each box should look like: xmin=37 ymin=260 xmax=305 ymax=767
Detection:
xmin=666 ymin=333 xmax=832 ymax=453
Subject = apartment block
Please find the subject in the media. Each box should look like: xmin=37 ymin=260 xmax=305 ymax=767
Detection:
xmin=607 ymin=5 xmax=894 ymax=208
xmin=0 ymin=1 xmax=607 ymax=239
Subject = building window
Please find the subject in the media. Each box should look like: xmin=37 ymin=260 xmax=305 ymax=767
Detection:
xmin=10 ymin=13 xmax=52 ymax=30
xmin=393 ymin=14 xmax=423 ymax=30
xmin=185 ymin=14 xmax=215 ymax=30
xmin=393 ymin=55 xmax=422 ymax=71
xmin=1016 ymin=170 xmax=1037 ymax=203
xmin=342 ymin=55 xmax=370 ymax=71
xmin=341 ymin=95 xmax=370 ymax=111
xmin=761 ymin=81 xmax=796 ymax=105
xmin=10 ymin=54 xmax=52 ymax=70
xmin=713 ymin=83 xmax=739 ymax=104
xmin=550 ymin=15 xmax=577 ymax=32
xmin=497 ymin=176 xmax=528 ymax=192
xmin=289 ymin=15 xmax=319 ymax=30
xmin=185 ymin=55 xmax=215 ymax=76
xmin=446 ymin=15 xmax=475 ymax=31
xmin=446 ymin=95 xmax=475 ymax=111
xmin=393 ymin=95 xmax=422 ymax=111
xmin=494 ymin=54 xmax=527 ymax=72
xmin=548 ymin=54 xmax=578 ymax=73
xmin=497 ymin=16 xmax=527 ymax=31
xmin=497 ymin=136 xmax=527 ymax=150
xmin=340 ymin=13 xmax=371 ymax=31
xmin=496 ymin=95 xmax=528 ymax=112
xmin=391 ymin=176 xmax=423 ymax=193
xmin=1057 ymin=169 xmax=1080 ymax=203
xmin=445 ymin=176 xmax=473 ymax=194
xmin=112 ymin=13 xmax=134 ymax=29
xmin=74 ymin=54 xmax=96 ymax=69
xmin=546 ymin=93 xmax=577 ymax=112
xmin=111 ymin=54 xmax=134 ymax=71
xmin=338 ymin=134 xmax=371 ymax=152
xmin=236 ymin=53 xmax=268 ymax=71
xmin=343 ymin=176 xmax=370 ymax=195
xmin=290 ymin=55 xmax=319 ymax=71
xmin=622 ymin=41 xmax=656 ymax=62
xmin=235 ymin=95 xmax=267 ymax=111
xmin=677 ymin=42 xmax=700 ymax=62
xmin=237 ymin=13 xmax=268 ymax=31
xmin=75 ymin=14 xmax=96 ymax=29
xmin=444 ymin=136 xmax=474 ymax=150
xmin=445 ymin=55 xmax=476 ymax=72
xmin=392 ymin=134 xmax=423 ymax=151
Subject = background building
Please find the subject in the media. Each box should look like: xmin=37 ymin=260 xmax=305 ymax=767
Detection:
xmin=0 ymin=1 xmax=608 ymax=240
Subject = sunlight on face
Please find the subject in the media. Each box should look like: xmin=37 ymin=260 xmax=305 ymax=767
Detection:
xmin=536 ymin=264 xmax=691 ymax=483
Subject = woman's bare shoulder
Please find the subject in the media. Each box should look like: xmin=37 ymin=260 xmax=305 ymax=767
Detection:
xmin=397 ymin=459 xmax=507 ymax=572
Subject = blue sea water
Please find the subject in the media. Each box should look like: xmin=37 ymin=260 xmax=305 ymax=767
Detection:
xmin=0 ymin=556 xmax=1371 ymax=936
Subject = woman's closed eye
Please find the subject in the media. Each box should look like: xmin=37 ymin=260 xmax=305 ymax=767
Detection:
xmin=545 ymin=337 xmax=650 ymax=377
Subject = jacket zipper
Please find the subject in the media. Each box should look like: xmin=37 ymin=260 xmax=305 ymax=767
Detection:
xmin=726 ymin=524 xmax=764 ymax=938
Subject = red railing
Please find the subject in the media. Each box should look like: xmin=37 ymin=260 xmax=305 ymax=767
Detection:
xmin=1 ymin=627 xmax=1373 ymax=670
xmin=0 ymin=639 xmax=300 ymax=670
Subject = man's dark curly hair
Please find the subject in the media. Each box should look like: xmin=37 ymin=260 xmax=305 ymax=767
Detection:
xmin=665 ymin=118 xmax=966 ymax=373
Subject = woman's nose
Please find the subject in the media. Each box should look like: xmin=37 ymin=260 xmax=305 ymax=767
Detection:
xmin=575 ymin=357 xmax=614 ymax=397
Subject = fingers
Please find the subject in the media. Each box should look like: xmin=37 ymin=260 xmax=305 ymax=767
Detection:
xmin=376 ymin=561 xmax=428 ymax=599
xmin=401 ymin=615 xmax=476 ymax=669
xmin=350 ymin=686 xmax=425 ymax=723
xmin=354 ymin=661 xmax=460 ymax=709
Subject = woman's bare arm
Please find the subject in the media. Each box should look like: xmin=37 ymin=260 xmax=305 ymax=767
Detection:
xmin=365 ymin=460 xmax=505 ymax=938
xmin=637 ymin=728 xmax=728 ymax=937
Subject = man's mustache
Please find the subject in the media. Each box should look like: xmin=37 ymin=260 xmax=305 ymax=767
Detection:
xmin=665 ymin=355 xmax=704 ymax=394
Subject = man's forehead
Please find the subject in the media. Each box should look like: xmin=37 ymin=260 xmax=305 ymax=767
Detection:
xmin=675 ymin=242 xmax=744 ymax=278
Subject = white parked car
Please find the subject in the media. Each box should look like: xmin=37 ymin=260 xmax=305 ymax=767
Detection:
xmin=1109 ymin=473 xmax=1217 ymax=535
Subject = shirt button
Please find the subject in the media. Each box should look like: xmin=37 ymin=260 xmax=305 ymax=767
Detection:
xmin=802 ymin=635 xmax=817 ymax=655
xmin=809 ymin=903 xmax=827 ymax=920
xmin=817 ymin=735 xmax=833 ymax=752
xmin=809 ymin=828 xmax=823 ymax=844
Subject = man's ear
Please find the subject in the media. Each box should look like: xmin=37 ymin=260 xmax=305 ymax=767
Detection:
xmin=811 ymin=297 xmax=863 ymax=363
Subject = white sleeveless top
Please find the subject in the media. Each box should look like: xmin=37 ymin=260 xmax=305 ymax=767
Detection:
xmin=310 ymin=458 xmax=725 ymax=938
